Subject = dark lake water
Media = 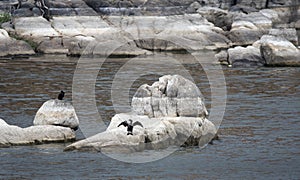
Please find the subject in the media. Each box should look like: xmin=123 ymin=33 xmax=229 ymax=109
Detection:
xmin=0 ymin=54 xmax=299 ymax=179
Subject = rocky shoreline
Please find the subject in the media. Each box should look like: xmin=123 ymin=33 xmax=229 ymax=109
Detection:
xmin=0 ymin=0 xmax=299 ymax=66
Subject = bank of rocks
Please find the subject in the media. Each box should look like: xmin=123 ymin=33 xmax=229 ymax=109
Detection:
xmin=3 ymin=14 xmax=230 ymax=56
xmin=0 ymin=29 xmax=35 ymax=57
xmin=0 ymin=0 xmax=299 ymax=66
xmin=216 ymin=34 xmax=300 ymax=67
xmin=214 ymin=7 xmax=300 ymax=67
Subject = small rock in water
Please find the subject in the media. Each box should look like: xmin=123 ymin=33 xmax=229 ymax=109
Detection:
xmin=33 ymin=99 xmax=79 ymax=130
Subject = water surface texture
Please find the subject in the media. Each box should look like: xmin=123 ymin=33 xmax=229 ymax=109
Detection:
xmin=0 ymin=54 xmax=299 ymax=179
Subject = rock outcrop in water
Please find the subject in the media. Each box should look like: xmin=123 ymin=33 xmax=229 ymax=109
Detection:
xmin=65 ymin=75 xmax=217 ymax=152
xmin=33 ymin=99 xmax=79 ymax=130
xmin=0 ymin=118 xmax=75 ymax=147
xmin=0 ymin=98 xmax=80 ymax=146
xmin=132 ymin=75 xmax=208 ymax=118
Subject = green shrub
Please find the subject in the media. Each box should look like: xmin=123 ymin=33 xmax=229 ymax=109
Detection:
xmin=0 ymin=13 xmax=11 ymax=27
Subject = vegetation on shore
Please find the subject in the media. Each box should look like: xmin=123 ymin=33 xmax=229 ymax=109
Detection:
xmin=10 ymin=33 xmax=39 ymax=51
xmin=0 ymin=13 xmax=11 ymax=27
xmin=0 ymin=13 xmax=38 ymax=51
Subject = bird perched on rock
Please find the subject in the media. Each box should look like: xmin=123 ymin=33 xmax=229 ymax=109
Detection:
xmin=57 ymin=90 xmax=65 ymax=100
xmin=117 ymin=119 xmax=143 ymax=135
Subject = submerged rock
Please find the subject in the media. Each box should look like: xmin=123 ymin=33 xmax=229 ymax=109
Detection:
xmin=0 ymin=118 xmax=75 ymax=146
xmin=65 ymin=75 xmax=216 ymax=152
xmin=33 ymin=99 xmax=79 ymax=130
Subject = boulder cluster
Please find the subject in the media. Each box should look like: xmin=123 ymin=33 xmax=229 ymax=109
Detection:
xmin=214 ymin=9 xmax=300 ymax=67
xmin=0 ymin=0 xmax=298 ymax=66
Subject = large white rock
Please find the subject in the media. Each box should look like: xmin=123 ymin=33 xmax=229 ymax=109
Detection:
xmin=65 ymin=75 xmax=216 ymax=152
xmin=260 ymin=35 xmax=300 ymax=66
xmin=51 ymin=16 xmax=111 ymax=37
xmin=228 ymin=46 xmax=265 ymax=67
xmin=13 ymin=17 xmax=61 ymax=55
xmin=12 ymin=14 xmax=230 ymax=55
xmin=114 ymin=14 xmax=230 ymax=50
xmin=14 ymin=17 xmax=59 ymax=38
xmin=33 ymin=99 xmax=79 ymax=130
xmin=0 ymin=119 xmax=75 ymax=146
xmin=65 ymin=113 xmax=216 ymax=152
xmin=132 ymin=75 xmax=208 ymax=118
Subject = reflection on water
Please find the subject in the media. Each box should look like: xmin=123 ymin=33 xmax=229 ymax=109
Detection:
xmin=0 ymin=54 xmax=299 ymax=178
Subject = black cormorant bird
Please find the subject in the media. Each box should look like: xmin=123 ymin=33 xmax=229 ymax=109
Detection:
xmin=117 ymin=119 xmax=143 ymax=135
xmin=57 ymin=90 xmax=65 ymax=100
